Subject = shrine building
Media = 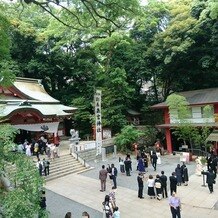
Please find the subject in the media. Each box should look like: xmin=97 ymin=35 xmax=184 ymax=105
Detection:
xmin=0 ymin=77 xmax=76 ymax=143
xmin=151 ymin=88 xmax=218 ymax=153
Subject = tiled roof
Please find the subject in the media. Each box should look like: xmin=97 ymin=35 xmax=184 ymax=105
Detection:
xmin=151 ymin=88 xmax=218 ymax=108
xmin=0 ymin=77 xmax=77 ymax=118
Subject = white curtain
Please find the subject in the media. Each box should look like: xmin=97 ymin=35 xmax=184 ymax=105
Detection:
xmin=12 ymin=122 xmax=59 ymax=133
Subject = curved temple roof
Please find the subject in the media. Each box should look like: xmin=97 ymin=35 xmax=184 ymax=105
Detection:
xmin=13 ymin=77 xmax=59 ymax=102
xmin=0 ymin=77 xmax=77 ymax=118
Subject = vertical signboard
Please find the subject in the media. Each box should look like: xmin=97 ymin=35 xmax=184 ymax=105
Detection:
xmin=95 ymin=90 xmax=102 ymax=155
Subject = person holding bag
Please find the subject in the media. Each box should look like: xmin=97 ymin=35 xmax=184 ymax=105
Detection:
xmin=155 ymin=174 xmax=162 ymax=200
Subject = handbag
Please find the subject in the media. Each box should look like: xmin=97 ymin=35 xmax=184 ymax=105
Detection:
xmin=155 ymin=181 xmax=161 ymax=189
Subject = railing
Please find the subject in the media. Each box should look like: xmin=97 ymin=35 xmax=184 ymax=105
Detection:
xmin=177 ymin=147 xmax=210 ymax=157
xmin=190 ymin=149 xmax=210 ymax=157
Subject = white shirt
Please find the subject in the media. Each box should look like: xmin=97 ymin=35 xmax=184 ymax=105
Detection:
xmin=147 ymin=178 xmax=155 ymax=187
xmin=112 ymin=168 xmax=115 ymax=176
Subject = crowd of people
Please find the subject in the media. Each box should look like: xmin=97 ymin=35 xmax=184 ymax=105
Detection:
xmin=15 ymin=135 xmax=62 ymax=177
xmin=17 ymin=136 xmax=60 ymax=161
xmin=35 ymin=140 xmax=217 ymax=218
xmin=137 ymin=162 xmax=189 ymax=201
xmin=98 ymin=151 xmax=188 ymax=218
xmin=16 ymin=136 xmax=218 ymax=217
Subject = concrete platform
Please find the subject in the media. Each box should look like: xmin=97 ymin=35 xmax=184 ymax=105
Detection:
xmin=45 ymin=151 xmax=218 ymax=218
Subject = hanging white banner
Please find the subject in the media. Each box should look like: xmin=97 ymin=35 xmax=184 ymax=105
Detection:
xmin=12 ymin=122 xmax=59 ymax=133
xmin=95 ymin=90 xmax=102 ymax=155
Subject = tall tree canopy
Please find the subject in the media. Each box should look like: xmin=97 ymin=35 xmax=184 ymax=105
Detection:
xmin=1 ymin=0 xmax=217 ymax=136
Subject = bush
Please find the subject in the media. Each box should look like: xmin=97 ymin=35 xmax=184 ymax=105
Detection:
xmin=114 ymin=125 xmax=144 ymax=152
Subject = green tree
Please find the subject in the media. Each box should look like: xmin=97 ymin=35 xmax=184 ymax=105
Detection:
xmin=0 ymin=124 xmax=45 ymax=217
xmin=16 ymin=0 xmax=141 ymax=31
xmin=0 ymin=13 xmax=45 ymax=214
xmin=0 ymin=5 xmax=16 ymax=86
xmin=166 ymin=93 xmax=198 ymax=152
xmin=114 ymin=125 xmax=144 ymax=152
xmin=193 ymin=105 xmax=213 ymax=151
xmin=72 ymin=96 xmax=94 ymax=138
xmin=166 ymin=94 xmax=213 ymax=152
xmin=92 ymin=33 xmax=135 ymax=133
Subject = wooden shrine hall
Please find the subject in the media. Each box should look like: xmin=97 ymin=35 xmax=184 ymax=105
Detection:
xmin=0 ymin=77 xmax=76 ymax=143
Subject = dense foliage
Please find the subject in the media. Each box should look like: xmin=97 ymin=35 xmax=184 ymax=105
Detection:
xmin=0 ymin=125 xmax=45 ymax=217
xmin=114 ymin=125 xmax=144 ymax=152
xmin=1 ymin=0 xmax=217 ymax=137
xmin=166 ymin=94 xmax=213 ymax=151
xmin=0 ymin=0 xmax=217 ymax=215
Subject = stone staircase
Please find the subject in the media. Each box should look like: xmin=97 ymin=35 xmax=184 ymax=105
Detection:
xmin=45 ymin=154 xmax=91 ymax=181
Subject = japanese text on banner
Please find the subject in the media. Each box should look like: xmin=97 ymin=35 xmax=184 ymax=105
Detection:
xmin=95 ymin=90 xmax=102 ymax=155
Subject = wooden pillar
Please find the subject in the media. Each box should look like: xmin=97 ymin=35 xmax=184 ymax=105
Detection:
xmin=166 ymin=128 xmax=173 ymax=153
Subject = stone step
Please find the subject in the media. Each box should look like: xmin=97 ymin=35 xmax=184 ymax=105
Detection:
xmin=49 ymin=160 xmax=82 ymax=168
xmin=49 ymin=165 xmax=85 ymax=175
xmin=45 ymin=167 xmax=89 ymax=181
xmin=49 ymin=158 xmax=81 ymax=165
xmin=44 ymin=154 xmax=89 ymax=181
xmin=48 ymin=155 xmax=76 ymax=162
xmin=49 ymin=164 xmax=84 ymax=173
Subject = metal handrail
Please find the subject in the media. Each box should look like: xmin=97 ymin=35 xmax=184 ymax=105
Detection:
xmin=188 ymin=149 xmax=210 ymax=157
xmin=176 ymin=148 xmax=210 ymax=157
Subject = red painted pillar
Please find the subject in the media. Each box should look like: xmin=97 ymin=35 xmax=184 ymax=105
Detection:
xmin=166 ymin=128 xmax=173 ymax=153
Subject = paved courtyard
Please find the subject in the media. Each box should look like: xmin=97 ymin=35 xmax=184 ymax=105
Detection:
xmin=46 ymin=144 xmax=218 ymax=217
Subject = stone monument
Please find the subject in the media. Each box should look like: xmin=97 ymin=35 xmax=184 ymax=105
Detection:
xmin=69 ymin=129 xmax=80 ymax=154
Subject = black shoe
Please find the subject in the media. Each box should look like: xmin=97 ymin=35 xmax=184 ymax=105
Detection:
xmin=140 ymin=197 xmax=144 ymax=199
xmin=100 ymin=190 xmax=103 ymax=192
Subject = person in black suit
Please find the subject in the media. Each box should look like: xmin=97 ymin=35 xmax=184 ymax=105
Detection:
xmin=202 ymin=169 xmax=216 ymax=193
xmin=124 ymin=156 xmax=132 ymax=176
xmin=151 ymin=152 xmax=158 ymax=171
xmin=211 ymin=157 xmax=218 ymax=179
xmin=160 ymin=170 xmax=168 ymax=198
xmin=111 ymin=164 xmax=118 ymax=189
xmin=137 ymin=173 xmax=144 ymax=199
xmin=169 ymin=172 xmax=177 ymax=195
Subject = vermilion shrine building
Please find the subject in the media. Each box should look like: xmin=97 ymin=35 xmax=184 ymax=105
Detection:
xmin=0 ymin=77 xmax=76 ymax=143
xmin=151 ymin=88 xmax=218 ymax=153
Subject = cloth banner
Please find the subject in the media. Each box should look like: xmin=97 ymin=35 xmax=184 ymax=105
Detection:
xmin=95 ymin=90 xmax=102 ymax=155
xmin=12 ymin=122 xmax=59 ymax=133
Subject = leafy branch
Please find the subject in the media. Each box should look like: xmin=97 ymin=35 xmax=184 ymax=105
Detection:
xmin=18 ymin=0 xmax=124 ymax=29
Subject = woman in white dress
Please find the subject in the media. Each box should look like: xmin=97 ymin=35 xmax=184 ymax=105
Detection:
xmin=195 ymin=157 xmax=202 ymax=176
xmin=25 ymin=144 xmax=32 ymax=156
xmin=50 ymin=143 xmax=56 ymax=161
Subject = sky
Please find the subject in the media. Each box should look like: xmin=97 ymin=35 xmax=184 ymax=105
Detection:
xmin=140 ymin=0 xmax=148 ymax=6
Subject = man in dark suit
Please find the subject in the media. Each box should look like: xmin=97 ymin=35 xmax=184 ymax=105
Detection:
xmin=169 ymin=172 xmax=177 ymax=195
xmin=211 ymin=157 xmax=218 ymax=179
xmin=124 ymin=157 xmax=132 ymax=176
xmin=99 ymin=165 xmax=108 ymax=192
xmin=151 ymin=152 xmax=158 ymax=171
xmin=111 ymin=163 xmax=118 ymax=189
xmin=202 ymin=169 xmax=216 ymax=193
xmin=137 ymin=173 xmax=144 ymax=199
xmin=160 ymin=170 xmax=168 ymax=198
